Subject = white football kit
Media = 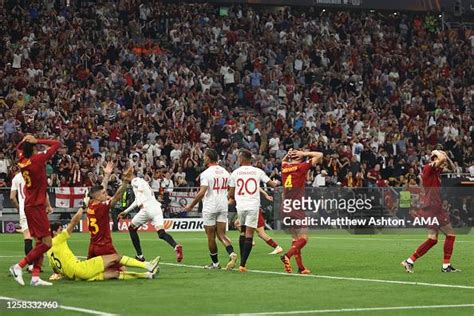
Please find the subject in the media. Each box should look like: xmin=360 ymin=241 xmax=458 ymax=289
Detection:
xmin=200 ymin=164 xmax=230 ymax=226
xmin=122 ymin=177 xmax=164 ymax=229
xmin=229 ymin=165 xmax=270 ymax=228
xmin=11 ymin=173 xmax=28 ymax=231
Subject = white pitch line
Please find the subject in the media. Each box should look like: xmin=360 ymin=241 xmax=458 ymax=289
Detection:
xmin=0 ymin=237 xmax=472 ymax=243
xmin=0 ymin=296 xmax=118 ymax=315
xmin=219 ymin=304 xmax=474 ymax=315
xmin=161 ymin=262 xmax=474 ymax=290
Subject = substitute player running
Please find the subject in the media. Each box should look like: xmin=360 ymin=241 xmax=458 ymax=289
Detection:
xmin=185 ymin=149 xmax=238 ymax=270
xmin=10 ymin=135 xmax=60 ymax=286
xmin=401 ymin=150 xmax=459 ymax=273
xmin=86 ymin=163 xmax=133 ymax=263
xmin=280 ymin=149 xmax=323 ymax=274
xmin=119 ymin=176 xmax=183 ymax=262
xmin=48 ymin=202 xmax=159 ymax=282
xmin=229 ymin=149 xmax=279 ymax=272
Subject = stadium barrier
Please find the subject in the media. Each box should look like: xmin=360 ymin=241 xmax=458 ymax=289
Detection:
xmin=0 ymin=185 xmax=472 ymax=233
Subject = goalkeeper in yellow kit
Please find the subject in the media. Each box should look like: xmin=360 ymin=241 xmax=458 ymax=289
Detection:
xmin=47 ymin=196 xmax=160 ymax=281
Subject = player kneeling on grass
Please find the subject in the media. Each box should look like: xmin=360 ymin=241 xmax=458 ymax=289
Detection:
xmin=48 ymin=204 xmax=160 ymax=282
xmin=401 ymin=150 xmax=460 ymax=274
xmin=119 ymin=176 xmax=183 ymax=263
xmin=234 ymin=189 xmax=282 ymax=255
xmin=229 ymin=149 xmax=279 ymax=272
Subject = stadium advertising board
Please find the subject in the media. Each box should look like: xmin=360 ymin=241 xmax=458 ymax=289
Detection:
xmin=81 ymin=218 xmax=207 ymax=232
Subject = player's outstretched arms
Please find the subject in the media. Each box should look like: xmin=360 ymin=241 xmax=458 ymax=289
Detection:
xmin=101 ymin=161 xmax=114 ymax=188
xmin=66 ymin=207 xmax=85 ymax=235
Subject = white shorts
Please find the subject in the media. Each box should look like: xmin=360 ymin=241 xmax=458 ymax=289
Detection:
xmin=131 ymin=202 xmax=164 ymax=230
xmin=202 ymin=210 xmax=228 ymax=226
xmin=237 ymin=210 xmax=258 ymax=229
xmin=19 ymin=208 xmax=28 ymax=232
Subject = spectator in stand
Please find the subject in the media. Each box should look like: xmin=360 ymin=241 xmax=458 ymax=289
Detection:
xmin=0 ymin=1 xmax=471 ymax=200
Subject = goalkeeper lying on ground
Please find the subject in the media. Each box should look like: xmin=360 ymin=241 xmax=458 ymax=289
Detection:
xmin=47 ymin=200 xmax=160 ymax=282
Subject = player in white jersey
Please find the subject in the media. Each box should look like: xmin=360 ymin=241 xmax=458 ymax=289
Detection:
xmin=229 ymin=149 xmax=279 ymax=272
xmin=185 ymin=149 xmax=238 ymax=270
xmin=10 ymin=171 xmax=33 ymax=272
xmin=119 ymin=176 xmax=183 ymax=262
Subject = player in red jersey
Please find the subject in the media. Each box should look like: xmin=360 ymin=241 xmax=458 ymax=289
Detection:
xmin=86 ymin=165 xmax=136 ymax=264
xmin=401 ymin=150 xmax=460 ymax=273
xmin=280 ymin=149 xmax=323 ymax=274
xmin=10 ymin=135 xmax=61 ymax=286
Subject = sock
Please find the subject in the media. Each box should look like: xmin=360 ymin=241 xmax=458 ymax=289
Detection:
xmin=239 ymin=235 xmax=245 ymax=259
xmin=119 ymin=271 xmax=150 ymax=280
xmin=119 ymin=255 xmax=146 ymax=269
xmin=158 ymin=229 xmax=177 ymax=248
xmin=443 ymin=235 xmax=456 ymax=264
xmin=32 ymin=254 xmax=44 ymax=277
xmin=32 ymin=276 xmax=40 ymax=282
xmin=129 ymin=227 xmax=143 ymax=256
xmin=285 ymin=238 xmax=307 ymax=258
xmin=409 ymin=238 xmax=438 ymax=262
xmin=210 ymin=253 xmax=219 ymax=264
xmin=265 ymin=239 xmax=278 ymax=248
xmin=24 ymin=239 xmax=33 ymax=257
xmin=225 ymin=245 xmax=235 ymax=255
xmin=240 ymin=237 xmax=253 ymax=267
xmin=295 ymin=249 xmax=305 ymax=271
xmin=406 ymin=258 xmax=414 ymax=264
xmin=19 ymin=242 xmax=50 ymax=269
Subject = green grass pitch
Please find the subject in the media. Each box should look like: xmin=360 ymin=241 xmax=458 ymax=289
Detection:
xmin=0 ymin=230 xmax=473 ymax=315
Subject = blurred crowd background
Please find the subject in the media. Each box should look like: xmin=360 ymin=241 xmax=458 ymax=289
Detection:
xmin=0 ymin=0 xmax=473 ymax=193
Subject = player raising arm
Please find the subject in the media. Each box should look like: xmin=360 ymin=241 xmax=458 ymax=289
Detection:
xmin=10 ymin=135 xmax=60 ymax=286
xmin=48 ymin=196 xmax=160 ymax=282
xmin=184 ymin=149 xmax=238 ymax=270
xmin=280 ymin=149 xmax=323 ymax=274
xmin=401 ymin=150 xmax=459 ymax=273
xmin=229 ymin=149 xmax=279 ymax=272
xmin=86 ymin=163 xmax=131 ymax=260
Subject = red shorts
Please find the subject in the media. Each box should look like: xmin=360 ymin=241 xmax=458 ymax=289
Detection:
xmin=257 ymin=209 xmax=265 ymax=228
xmin=24 ymin=205 xmax=50 ymax=238
xmin=88 ymin=242 xmax=121 ymax=271
xmin=425 ymin=206 xmax=451 ymax=229
xmin=87 ymin=243 xmax=118 ymax=259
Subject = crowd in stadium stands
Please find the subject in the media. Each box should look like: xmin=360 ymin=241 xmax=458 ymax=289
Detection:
xmin=0 ymin=1 xmax=473 ymax=193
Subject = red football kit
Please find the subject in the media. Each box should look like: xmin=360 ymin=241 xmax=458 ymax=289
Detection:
xmin=86 ymin=200 xmax=118 ymax=258
xmin=281 ymin=160 xmax=312 ymax=223
xmin=17 ymin=139 xmax=60 ymax=238
xmin=422 ymin=163 xmax=449 ymax=228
